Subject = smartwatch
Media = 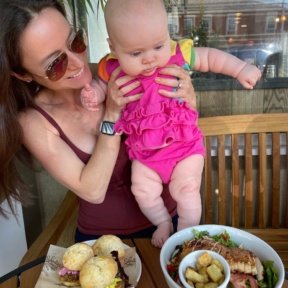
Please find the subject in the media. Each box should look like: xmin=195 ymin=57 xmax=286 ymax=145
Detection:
xmin=100 ymin=121 xmax=116 ymax=135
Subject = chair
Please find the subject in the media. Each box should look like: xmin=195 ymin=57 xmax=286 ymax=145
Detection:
xmin=18 ymin=113 xmax=288 ymax=274
xmin=199 ymin=113 xmax=288 ymax=229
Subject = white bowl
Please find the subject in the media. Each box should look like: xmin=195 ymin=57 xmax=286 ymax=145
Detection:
xmin=178 ymin=250 xmax=230 ymax=288
xmin=160 ymin=225 xmax=285 ymax=288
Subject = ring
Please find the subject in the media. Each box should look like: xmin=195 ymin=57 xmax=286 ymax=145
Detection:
xmin=176 ymin=80 xmax=182 ymax=90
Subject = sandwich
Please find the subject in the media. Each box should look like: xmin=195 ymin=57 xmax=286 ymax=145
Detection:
xmin=80 ymin=252 xmax=131 ymax=288
xmin=58 ymin=242 xmax=94 ymax=287
xmin=92 ymin=235 xmax=125 ymax=261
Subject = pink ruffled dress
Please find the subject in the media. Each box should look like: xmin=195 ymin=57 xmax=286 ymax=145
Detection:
xmin=99 ymin=42 xmax=205 ymax=183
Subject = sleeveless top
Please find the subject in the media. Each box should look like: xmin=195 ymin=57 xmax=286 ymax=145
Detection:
xmin=33 ymin=105 xmax=177 ymax=235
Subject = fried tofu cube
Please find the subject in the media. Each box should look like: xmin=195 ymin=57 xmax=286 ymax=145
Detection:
xmin=206 ymin=264 xmax=223 ymax=282
xmin=197 ymin=252 xmax=212 ymax=267
xmin=195 ymin=283 xmax=205 ymax=288
xmin=198 ymin=267 xmax=209 ymax=282
xmin=185 ymin=267 xmax=207 ymax=283
xmin=204 ymin=283 xmax=218 ymax=288
xmin=211 ymin=258 xmax=224 ymax=272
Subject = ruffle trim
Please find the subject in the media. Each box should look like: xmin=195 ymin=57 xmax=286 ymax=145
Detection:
xmin=115 ymin=99 xmax=200 ymax=151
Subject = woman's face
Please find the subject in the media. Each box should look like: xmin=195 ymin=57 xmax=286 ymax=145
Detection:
xmin=19 ymin=8 xmax=92 ymax=90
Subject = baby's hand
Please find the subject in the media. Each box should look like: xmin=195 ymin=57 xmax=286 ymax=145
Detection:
xmin=80 ymin=80 xmax=106 ymax=111
xmin=237 ymin=64 xmax=262 ymax=89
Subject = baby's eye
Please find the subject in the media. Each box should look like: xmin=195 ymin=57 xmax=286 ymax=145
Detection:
xmin=154 ymin=45 xmax=163 ymax=50
xmin=130 ymin=51 xmax=141 ymax=57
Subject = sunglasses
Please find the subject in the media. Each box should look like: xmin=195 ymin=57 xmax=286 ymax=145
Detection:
xmin=45 ymin=29 xmax=87 ymax=81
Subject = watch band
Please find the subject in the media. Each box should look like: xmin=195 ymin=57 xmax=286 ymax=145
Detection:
xmin=100 ymin=121 xmax=116 ymax=135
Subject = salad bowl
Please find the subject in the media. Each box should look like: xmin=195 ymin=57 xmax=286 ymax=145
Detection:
xmin=160 ymin=225 xmax=285 ymax=288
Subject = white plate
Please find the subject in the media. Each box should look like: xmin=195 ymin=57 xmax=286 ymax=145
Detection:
xmin=85 ymin=240 xmax=142 ymax=284
xmin=160 ymin=225 xmax=285 ymax=288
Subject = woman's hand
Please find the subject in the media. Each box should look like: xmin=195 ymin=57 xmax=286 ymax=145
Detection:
xmin=104 ymin=66 xmax=142 ymax=121
xmin=156 ymin=64 xmax=196 ymax=109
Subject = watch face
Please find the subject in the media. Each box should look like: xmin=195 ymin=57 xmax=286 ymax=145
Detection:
xmin=101 ymin=121 xmax=115 ymax=135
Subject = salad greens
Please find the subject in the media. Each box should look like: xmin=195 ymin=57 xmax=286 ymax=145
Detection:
xmin=193 ymin=228 xmax=238 ymax=248
xmin=258 ymin=261 xmax=279 ymax=288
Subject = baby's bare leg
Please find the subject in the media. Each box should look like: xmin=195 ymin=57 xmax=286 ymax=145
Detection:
xmin=131 ymin=160 xmax=173 ymax=248
xmin=170 ymin=154 xmax=204 ymax=230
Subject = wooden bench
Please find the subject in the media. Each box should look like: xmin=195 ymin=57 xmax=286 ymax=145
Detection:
xmin=20 ymin=113 xmax=288 ymax=271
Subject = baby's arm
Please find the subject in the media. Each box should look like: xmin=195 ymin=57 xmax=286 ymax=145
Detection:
xmin=80 ymin=78 xmax=107 ymax=111
xmin=194 ymin=47 xmax=262 ymax=89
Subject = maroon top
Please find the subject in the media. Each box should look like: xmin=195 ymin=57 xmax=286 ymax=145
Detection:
xmin=34 ymin=105 xmax=177 ymax=235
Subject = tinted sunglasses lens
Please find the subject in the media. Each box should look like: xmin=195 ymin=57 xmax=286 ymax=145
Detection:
xmin=46 ymin=53 xmax=68 ymax=81
xmin=70 ymin=29 xmax=87 ymax=53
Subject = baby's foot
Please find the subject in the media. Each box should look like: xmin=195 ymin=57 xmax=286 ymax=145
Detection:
xmin=151 ymin=221 xmax=173 ymax=248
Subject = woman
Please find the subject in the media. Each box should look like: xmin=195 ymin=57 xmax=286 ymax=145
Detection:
xmin=0 ymin=0 xmax=197 ymax=241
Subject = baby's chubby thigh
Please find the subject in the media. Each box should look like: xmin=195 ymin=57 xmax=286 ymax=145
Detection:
xmin=169 ymin=154 xmax=204 ymax=204
xmin=131 ymin=160 xmax=163 ymax=207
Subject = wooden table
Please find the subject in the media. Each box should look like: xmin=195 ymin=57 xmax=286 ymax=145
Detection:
xmin=0 ymin=234 xmax=287 ymax=288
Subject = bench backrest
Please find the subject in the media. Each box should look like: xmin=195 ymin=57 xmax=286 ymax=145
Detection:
xmin=198 ymin=113 xmax=288 ymax=228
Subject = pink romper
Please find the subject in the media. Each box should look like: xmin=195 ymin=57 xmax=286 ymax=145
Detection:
xmin=98 ymin=41 xmax=205 ymax=183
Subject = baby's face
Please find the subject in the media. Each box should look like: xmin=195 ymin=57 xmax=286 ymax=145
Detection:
xmin=108 ymin=13 xmax=171 ymax=77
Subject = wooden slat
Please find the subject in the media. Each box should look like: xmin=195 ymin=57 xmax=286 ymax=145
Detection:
xmin=245 ymin=228 xmax=288 ymax=270
xmin=20 ymin=191 xmax=78 ymax=265
xmin=258 ymin=133 xmax=266 ymax=228
xmin=244 ymin=134 xmax=253 ymax=228
xmin=217 ymin=135 xmax=226 ymax=224
xmin=199 ymin=113 xmax=288 ymax=136
xmin=272 ymin=132 xmax=281 ymax=228
xmin=231 ymin=134 xmax=240 ymax=227
xmin=130 ymin=236 xmax=157 ymax=288
xmin=0 ymin=277 xmax=17 ymax=288
xmin=204 ymin=137 xmax=213 ymax=223
xmin=286 ymin=133 xmax=288 ymax=227
xmin=19 ymin=264 xmax=43 ymax=288
xmin=133 ymin=239 xmax=165 ymax=288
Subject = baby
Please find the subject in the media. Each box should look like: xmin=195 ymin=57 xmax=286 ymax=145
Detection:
xmin=81 ymin=0 xmax=261 ymax=247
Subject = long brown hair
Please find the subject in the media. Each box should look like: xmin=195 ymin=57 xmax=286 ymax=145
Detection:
xmin=0 ymin=0 xmax=66 ymax=216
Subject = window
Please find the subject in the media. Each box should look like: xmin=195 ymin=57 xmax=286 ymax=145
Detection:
xmin=227 ymin=14 xmax=238 ymax=35
xmin=184 ymin=15 xmax=195 ymax=36
xmin=77 ymin=0 xmax=288 ymax=95
xmin=266 ymin=13 xmax=277 ymax=33
xmin=202 ymin=15 xmax=212 ymax=34
xmin=168 ymin=6 xmax=180 ymax=36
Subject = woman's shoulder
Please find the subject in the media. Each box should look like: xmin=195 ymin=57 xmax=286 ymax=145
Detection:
xmin=18 ymin=105 xmax=60 ymax=140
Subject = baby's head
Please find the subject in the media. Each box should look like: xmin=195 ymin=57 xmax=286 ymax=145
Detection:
xmin=104 ymin=0 xmax=171 ymax=77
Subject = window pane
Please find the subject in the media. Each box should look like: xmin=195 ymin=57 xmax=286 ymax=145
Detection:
xmin=77 ymin=0 xmax=288 ymax=97
xmin=164 ymin=0 xmax=288 ymax=81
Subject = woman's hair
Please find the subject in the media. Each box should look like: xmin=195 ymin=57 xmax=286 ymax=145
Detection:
xmin=0 ymin=0 xmax=66 ymax=216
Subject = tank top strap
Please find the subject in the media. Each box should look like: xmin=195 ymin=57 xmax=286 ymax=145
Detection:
xmin=33 ymin=104 xmax=91 ymax=164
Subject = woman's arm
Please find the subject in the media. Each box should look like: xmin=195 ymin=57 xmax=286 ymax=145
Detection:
xmin=20 ymin=67 xmax=141 ymax=203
